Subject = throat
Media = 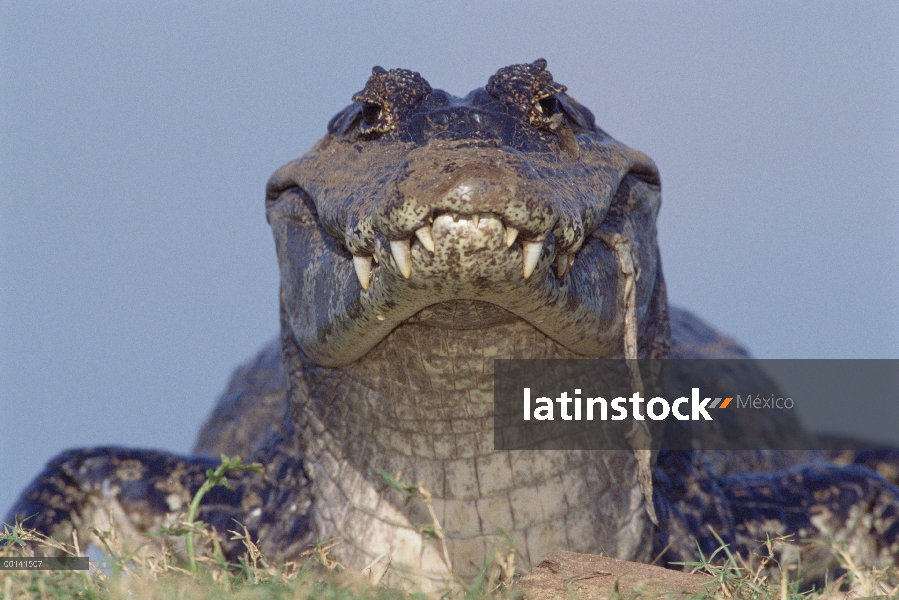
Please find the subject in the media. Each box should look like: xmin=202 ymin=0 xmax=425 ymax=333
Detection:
xmin=292 ymin=318 xmax=650 ymax=588
xmin=319 ymin=317 xmax=587 ymax=468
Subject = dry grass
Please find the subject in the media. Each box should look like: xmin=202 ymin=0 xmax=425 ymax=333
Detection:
xmin=672 ymin=527 xmax=899 ymax=599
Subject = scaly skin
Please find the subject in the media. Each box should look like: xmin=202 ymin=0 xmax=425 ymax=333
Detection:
xmin=7 ymin=60 xmax=899 ymax=592
xmin=263 ymin=60 xmax=669 ymax=586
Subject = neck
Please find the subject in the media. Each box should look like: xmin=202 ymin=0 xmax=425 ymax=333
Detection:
xmin=287 ymin=317 xmax=653 ymax=589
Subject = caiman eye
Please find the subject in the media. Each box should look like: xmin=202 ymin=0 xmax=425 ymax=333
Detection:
xmin=537 ymin=96 xmax=560 ymax=116
xmin=532 ymin=93 xmax=582 ymax=159
xmin=361 ymin=102 xmax=382 ymax=126
xmin=357 ymin=101 xmax=392 ymax=137
xmin=326 ymin=103 xmax=386 ymax=139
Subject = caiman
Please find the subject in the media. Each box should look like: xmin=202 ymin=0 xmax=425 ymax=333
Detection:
xmin=8 ymin=60 xmax=899 ymax=591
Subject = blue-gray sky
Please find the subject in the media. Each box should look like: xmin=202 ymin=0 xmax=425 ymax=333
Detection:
xmin=2 ymin=3 xmax=898 ymax=516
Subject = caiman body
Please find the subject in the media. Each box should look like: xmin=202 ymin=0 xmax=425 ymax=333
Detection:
xmin=8 ymin=60 xmax=899 ymax=591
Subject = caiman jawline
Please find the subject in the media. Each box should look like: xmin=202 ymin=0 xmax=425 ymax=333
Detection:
xmin=349 ymin=210 xmax=565 ymax=292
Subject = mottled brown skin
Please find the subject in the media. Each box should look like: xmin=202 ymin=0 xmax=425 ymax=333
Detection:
xmin=7 ymin=60 xmax=899 ymax=589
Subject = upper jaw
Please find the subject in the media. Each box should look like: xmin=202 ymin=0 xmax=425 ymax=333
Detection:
xmin=267 ymin=138 xmax=662 ymax=367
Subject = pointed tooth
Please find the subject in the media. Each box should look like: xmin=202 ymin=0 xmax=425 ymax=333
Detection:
xmin=353 ymin=255 xmax=372 ymax=290
xmin=522 ymin=239 xmax=544 ymax=279
xmin=373 ymin=253 xmax=379 ymax=264
xmin=433 ymin=213 xmax=453 ymax=229
xmin=555 ymin=253 xmax=574 ymax=279
xmin=504 ymin=226 xmax=519 ymax=247
xmin=562 ymin=254 xmax=573 ymax=278
xmin=415 ymin=225 xmax=435 ymax=252
xmin=555 ymin=254 xmax=567 ymax=279
xmin=472 ymin=213 xmax=480 ymax=228
xmin=390 ymin=239 xmax=412 ymax=278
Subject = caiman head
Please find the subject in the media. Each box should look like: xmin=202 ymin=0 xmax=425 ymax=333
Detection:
xmin=266 ymin=59 xmax=669 ymax=368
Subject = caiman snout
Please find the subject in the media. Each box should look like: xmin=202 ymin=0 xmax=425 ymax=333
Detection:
xmin=267 ymin=60 xmax=665 ymax=367
xmin=372 ymin=143 xmax=589 ymax=287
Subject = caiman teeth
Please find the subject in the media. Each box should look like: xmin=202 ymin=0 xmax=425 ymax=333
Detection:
xmin=390 ymin=239 xmax=413 ymax=278
xmin=415 ymin=225 xmax=435 ymax=252
xmin=504 ymin=226 xmax=519 ymax=247
xmin=522 ymin=238 xmax=545 ymax=279
xmin=353 ymin=255 xmax=372 ymax=290
xmin=555 ymin=253 xmax=574 ymax=279
xmin=379 ymin=216 xmax=547 ymax=281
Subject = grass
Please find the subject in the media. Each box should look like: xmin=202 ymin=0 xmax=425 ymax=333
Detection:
xmin=671 ymin=527 xmax=899 ymax=599
xmin=2 ymin=456 xmax=898 ymax=599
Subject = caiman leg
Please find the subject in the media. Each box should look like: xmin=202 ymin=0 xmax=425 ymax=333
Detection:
xmin=4 ymin=426 xmax=311 ymax=561
xmin=654 ymin=450 xmax=899 ymax=575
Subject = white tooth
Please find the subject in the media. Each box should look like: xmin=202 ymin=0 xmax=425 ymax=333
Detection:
xmin=472 ymin=213 xmax=480 ymax=228
xmin=415 ymin=225 xmax=435 ymax=252
xmin=372 ymin=253 xmax=379 ymax=264
xmin=433 ymin=214 xmax=454 ymax=230
xmin=504 ymin=227 xmax=519 ymax=247
xmin=522 ymin=239 xmax=544 ymax=279
xmin=353 ymin=255 xmax=372 ymax=290
xmin=390 ymin=239 xmax=412 ymax=278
